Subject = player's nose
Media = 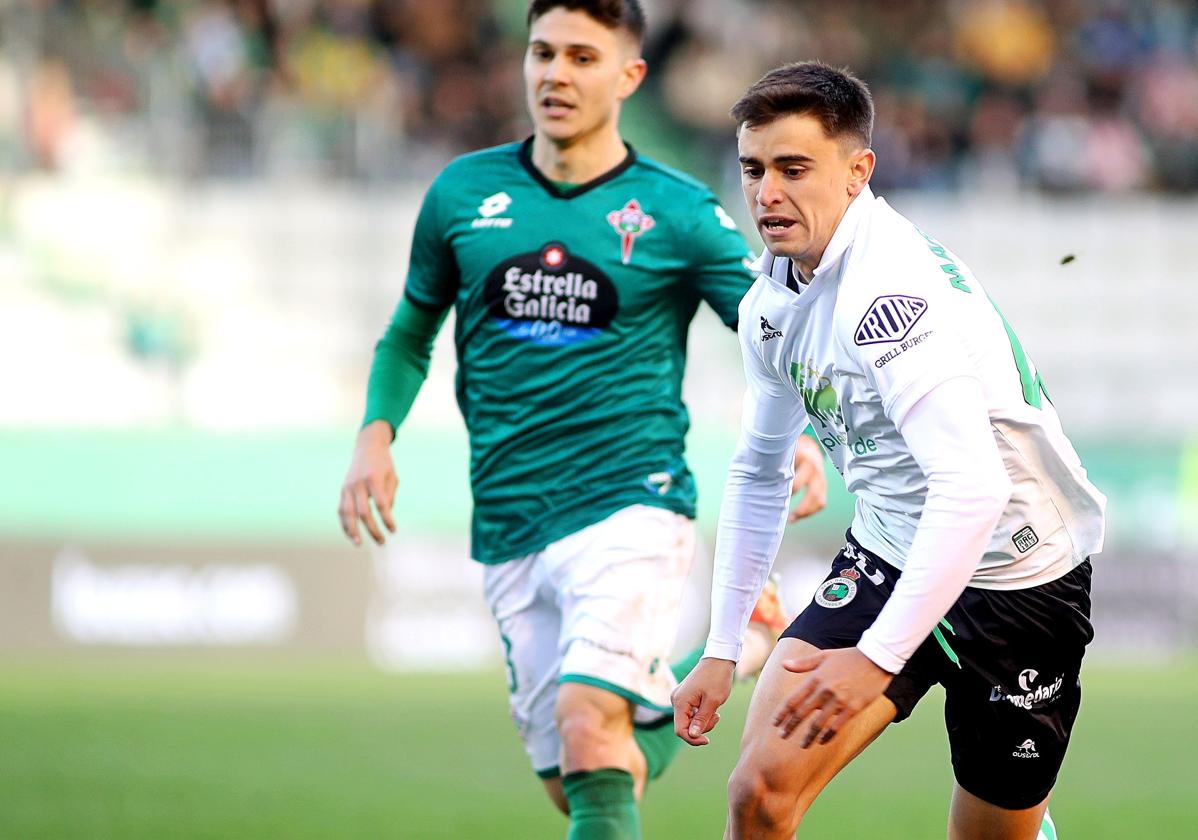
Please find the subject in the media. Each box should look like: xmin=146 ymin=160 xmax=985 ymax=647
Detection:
xmin=756 ymin=171 xmax=785 ymax=207
xmin=541 ymin=54 xmax=571 ymax=85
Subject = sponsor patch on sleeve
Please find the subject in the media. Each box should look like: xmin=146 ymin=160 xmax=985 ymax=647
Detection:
xmin=854 ymin=295 xmax=928 ymax=346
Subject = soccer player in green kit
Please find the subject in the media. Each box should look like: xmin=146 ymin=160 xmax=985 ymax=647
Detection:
xmin=338 ymin=2 xmax=825 ymax=837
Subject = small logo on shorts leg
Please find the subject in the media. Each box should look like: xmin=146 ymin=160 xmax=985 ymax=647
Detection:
xmin=814 ymin=577 xmax=858 ymax=609
xmin=1012 ymin=525 xmax=1040 ymax=553
xmin=1013 ymin=738 xmax=1040 ymax=759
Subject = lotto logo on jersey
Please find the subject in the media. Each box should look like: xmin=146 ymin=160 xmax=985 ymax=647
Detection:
xmin=473 ymin=192 xmax=514 ymax=228
xmin=854 ymin=295 xmax=928 ymax=346
xmin=606 ymin=199 xmax=655 ymax=265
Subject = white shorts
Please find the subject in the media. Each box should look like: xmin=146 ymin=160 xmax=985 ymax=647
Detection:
xmin=482 ymin=504 xmax=695 ymax=776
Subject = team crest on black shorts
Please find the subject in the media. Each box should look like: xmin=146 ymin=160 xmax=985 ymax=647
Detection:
xmin=814 ymin=576 xmax=858 ymax=609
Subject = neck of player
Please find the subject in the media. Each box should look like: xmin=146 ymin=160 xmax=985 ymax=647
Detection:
xmin=531 ymin=122 xmax=627 ymax=185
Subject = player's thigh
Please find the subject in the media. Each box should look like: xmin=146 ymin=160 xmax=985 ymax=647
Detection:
xmin=948 ymin=783 xmax=1049 ymax=840
xmin=551 ymin=505 xmax=695 ymax=716
xmin=732 ymin=637 xmax=896 ymax=814
xmin=483 ymin=554 xmax=563 ymax=778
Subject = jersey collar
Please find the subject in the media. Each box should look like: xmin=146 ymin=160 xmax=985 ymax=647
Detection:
xmin=518 ymin=137 xmax=638 ymax=200
xmin=752 ymin=185 xmax=876 ymax=294
xmin=810 ymin=184 xmax=874 ymax=281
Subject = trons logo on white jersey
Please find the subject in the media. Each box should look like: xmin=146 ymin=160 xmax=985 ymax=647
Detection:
xmin=854 ymin=295 xmax=928 ymax=345
xmin=474 ymin=192 xmax=514 ymax=228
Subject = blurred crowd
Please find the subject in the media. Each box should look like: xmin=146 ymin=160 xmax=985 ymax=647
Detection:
xmin=2 ymin=0 xmax=1196 ymax=191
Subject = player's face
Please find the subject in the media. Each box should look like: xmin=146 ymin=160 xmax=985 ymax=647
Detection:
xmin=524 ymin=9 xmax=646 ymax=145
xmin=738 ymin=113 xmax=874 ymax=273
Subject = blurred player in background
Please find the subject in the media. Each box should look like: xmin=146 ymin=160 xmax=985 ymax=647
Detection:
xmin=338 ymin=2 xmax=825 ymax=837
xmin=672 ymin=62 xmax=1105 ymax=839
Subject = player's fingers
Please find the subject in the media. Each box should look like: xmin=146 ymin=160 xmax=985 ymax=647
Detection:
xmin=779 ymin=687 xmax=830 ymax=739
xmin=338 ymin=486 xmax=362 ymax=545
xmin=383 ymin=471 xmax=399 ymax=532
xmin=800 ymin=704 xmax=837 ymax=749
xmin=789 ymin=480 xmax=827 ymax=520
xmin=680 ymin=704 xmax=709 ymax=746
xmin=353 ymin=484 xmax=385 ymax=545
xmin=686 ymin=693 xmax=721 ymax=744
xmin=817 ymin=706 xmax=857 ymax=746
xmin=781 ymin=653 xmax=824 ymax=673
xmin=368 ymin=474 xmax=397 ymax=534
xmin=672 ymin=689 xmax=698 ymax=739
xmin=772 ymin=678 xmax=815 ymax=730
xmin=790 ymin=458 xmax=813 ymax=495
xmin=788 ymin=492 xmax=814 ymax=522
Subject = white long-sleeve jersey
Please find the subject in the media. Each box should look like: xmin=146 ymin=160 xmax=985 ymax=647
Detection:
xmin=704 ymin=186 xmax=1106 ymax=673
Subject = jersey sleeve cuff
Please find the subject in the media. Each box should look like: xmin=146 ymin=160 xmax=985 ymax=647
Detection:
xmin=856 ymin=632 xmax=906 ymax=675
xmin=702 ymin=640 xmax=741 ymax=663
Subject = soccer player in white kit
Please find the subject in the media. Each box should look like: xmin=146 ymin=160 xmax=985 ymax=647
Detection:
xmin=671 ymin=62 xmax=1106 ymax=840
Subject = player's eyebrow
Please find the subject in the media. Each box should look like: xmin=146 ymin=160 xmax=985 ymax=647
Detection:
xmin=738 ymin=154 xmax=815 ymax=166
xmin=528 ymin=39 xmax=603 ymax=53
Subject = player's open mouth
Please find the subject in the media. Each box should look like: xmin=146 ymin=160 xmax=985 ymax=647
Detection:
xmin=540 ymin=96 xmax=575 ymax=117
xmin=759 ymin=216 xmax=796 ymax=235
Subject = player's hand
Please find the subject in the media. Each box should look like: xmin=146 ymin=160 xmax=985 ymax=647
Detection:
xmin=788 ymin=435 xmax=828 ymax=523
xmin=774 ymin=647 xmax=893 ymax=748
xmin=672 ymin=657 xmax=735 ymax=746
xmin=338 ymin=420 xmax=399 ymax=546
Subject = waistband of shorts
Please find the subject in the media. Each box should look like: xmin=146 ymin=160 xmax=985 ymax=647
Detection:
xmin=845 ymin=529 xmax=892 ymax=568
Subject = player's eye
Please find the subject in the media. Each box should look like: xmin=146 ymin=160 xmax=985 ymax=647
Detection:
xmin=532 ymin=46 xmax=552 ymax=61
xmin=785 ymin=167 xmax=807 ymax=178
xmin=574 ymin=52 xmax=595 ymax=65
xmin=742 ymin=166 xmax=763 ymax=179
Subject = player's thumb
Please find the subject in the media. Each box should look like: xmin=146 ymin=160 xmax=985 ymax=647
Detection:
xmin=782 ymin=652 xmax=824 ymax=673
xmin=687 ymin=694 xmax=719 ymax=739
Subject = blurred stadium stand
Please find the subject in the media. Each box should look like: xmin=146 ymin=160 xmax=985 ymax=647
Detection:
xmin=1 ymin=1 xmax=1196 ymax=665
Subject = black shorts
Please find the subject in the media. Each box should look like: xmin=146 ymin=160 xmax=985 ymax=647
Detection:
xmin=781 ymin=532 xmax=1094 ymax=810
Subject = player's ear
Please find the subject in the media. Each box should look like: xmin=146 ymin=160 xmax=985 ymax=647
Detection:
xmin=846 ymin=147 xmax=875 ymax=197
xmin=616 ymin=56 xmax=648 ymax=100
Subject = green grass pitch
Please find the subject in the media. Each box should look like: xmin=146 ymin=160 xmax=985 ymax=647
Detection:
xmin=0 ymin=659 xmax=1193 ymax=838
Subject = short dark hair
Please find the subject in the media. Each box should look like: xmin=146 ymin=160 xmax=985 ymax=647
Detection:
xmin=731 ymin=62 xmax=873 ymax=147
xmin=527 ymin=0 xmax=646 ymax=45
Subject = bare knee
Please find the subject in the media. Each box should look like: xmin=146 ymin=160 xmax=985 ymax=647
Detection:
xmin=555 ymin=683 xmax=633 ymax=773
xmin=557 ymin=703 xmax=615 ymax=767
xmin=726 ymin=761 xmax=805 ymax=838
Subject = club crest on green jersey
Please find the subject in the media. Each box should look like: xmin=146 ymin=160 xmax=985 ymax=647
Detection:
xmin=606 ymin=199 xmax=655 ymax=265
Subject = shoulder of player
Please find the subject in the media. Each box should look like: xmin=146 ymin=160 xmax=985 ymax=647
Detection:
xmin=735 ymin=277 xmax=773 ymax=343
xmin=832 ymin=203 xmax=964 ymax=339
xmin=429 ymin=142 xmax=524 ymax=190
xmin=628 ymin=153 xmax=719 ymax=204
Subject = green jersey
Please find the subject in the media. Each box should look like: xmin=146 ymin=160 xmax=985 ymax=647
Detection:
xmin=390 ymin=139 xmax=754 ymax=563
